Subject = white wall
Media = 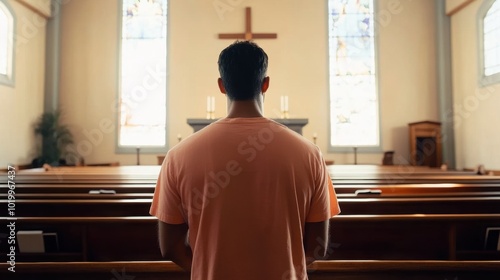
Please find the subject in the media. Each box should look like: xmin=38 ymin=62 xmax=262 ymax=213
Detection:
xmin=57 ymin=0 xmax=440 ymax=166
xmin=375 ymin=0 xmax=439 ymax=165
xmin=0 ymin=0 xmax=48 ymax=167
xmin=59 ymin=0 xmax=120 ymax=165
xmin=450 ymin=0 xmax=500 ymax=170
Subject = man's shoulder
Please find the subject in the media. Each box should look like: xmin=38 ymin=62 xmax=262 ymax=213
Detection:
xmin=168 ymin=132 xmax=204 ymax=153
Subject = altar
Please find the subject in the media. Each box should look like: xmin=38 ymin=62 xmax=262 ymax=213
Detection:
xmin=187 ymin=118 xmax=308 ymax=135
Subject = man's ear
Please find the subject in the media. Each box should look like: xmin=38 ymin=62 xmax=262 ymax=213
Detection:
xmin=261 ymin=76 xmax=270 ymax=93
xmin=217 ymin=78 xmax=226 ymax=94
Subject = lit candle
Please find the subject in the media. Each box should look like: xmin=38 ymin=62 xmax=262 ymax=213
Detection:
xmin=284 ymin=96 xmax=289 ymax=111
xmin=211 ymin=96 xmax=215 ymax=112
xmin=207 ymin=96 xmax=211 ymax=112
xmin=280 ymin=96 xmax=284 ymax=112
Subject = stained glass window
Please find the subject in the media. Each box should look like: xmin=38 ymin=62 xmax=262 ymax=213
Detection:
xmin=328 ymin=0 xmax=380 ymax=149
xmin=0 ymin=0 xmax=14 ymax=86
xmin=483 ymin=0 xmax=500 ymax=76
xmin=118 ymin=0 xmax=168 ymax=149
xmin=0 ymin=7 xmax=7 ymax=75
xmin=479 ymin=0 xmax=500 ymax=86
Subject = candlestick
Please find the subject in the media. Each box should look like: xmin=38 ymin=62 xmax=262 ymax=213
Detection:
xmin=284 ymin=96 xmax=289 ymax=119
xmin=206 ymin=96 xmax=216 ymax=119
xmin=353 ymin=146 xmax=358 ymax=165
xmin=313 ymin=133 xmax=317 ymax=145
xmin=211 ymin=96 xmax=215 ymax=118
xmin=280 ymin=96 xmax=289 ymax=119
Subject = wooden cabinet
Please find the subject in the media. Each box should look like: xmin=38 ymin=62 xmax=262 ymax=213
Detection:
xmin=409 ymin=121 xmax=442 ymax=167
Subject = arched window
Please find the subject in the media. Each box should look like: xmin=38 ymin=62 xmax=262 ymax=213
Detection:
xmin=328 ymin=0 xmax=380 ymax=151
xmin=117 ymin=0 xmax=168 ymax=153
xmin=0 ymin=0 xmax=14 ymax=86
xmin=478 ymin=0 xmax=500 ymax=86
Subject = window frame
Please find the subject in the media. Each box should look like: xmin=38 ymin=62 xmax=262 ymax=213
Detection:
xmin=478 ymin=0 xmax=500 ymax=87
xmin=115 ymin=0 xmax=169 ymax=154
xmin=327 ymin=0 xmax=382 ymax=153
xmin=0 ymin=0 xmax=15 ymax=87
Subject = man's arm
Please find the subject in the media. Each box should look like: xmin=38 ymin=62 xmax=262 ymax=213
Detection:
xmin=158 ymin=221 xmax=193 ymax=271
xmin=304 ymin=220 xmax=329 ymax=265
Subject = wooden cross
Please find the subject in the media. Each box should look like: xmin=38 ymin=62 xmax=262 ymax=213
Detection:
xmin=218 ymin=7 xmax=278 ymax=40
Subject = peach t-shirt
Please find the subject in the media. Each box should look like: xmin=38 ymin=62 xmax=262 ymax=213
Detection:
xmin=150 ymin=117 xmax=340 ymax=280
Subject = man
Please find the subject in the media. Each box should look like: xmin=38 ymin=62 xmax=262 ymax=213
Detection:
xmin=150 ymin=41 xmax=340 ymax=280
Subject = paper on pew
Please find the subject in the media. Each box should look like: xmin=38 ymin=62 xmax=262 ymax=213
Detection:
xmin=89 ymin=189 xmax=117 ymax=194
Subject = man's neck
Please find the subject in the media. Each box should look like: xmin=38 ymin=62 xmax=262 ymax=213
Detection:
xmin=226 ymin=99 xmax=264 ymax=118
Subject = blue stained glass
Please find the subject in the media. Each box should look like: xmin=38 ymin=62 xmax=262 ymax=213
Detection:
xmin=123 ymin=0 xmax=167 ymax=39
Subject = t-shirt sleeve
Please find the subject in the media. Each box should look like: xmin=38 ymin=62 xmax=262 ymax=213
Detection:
xmin=149 ymin=155 xmax=186 ymax=224
xmin=305 ymin=152 xmax=341 ymax=223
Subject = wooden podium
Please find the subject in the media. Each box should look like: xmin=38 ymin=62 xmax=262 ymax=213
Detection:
xmin=408 ymin=121 xmax=442 ymax=167
xmin=187 ymin=118 xmax=308 ymax=135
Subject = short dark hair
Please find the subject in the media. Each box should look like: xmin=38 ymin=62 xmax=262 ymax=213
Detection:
xmin=217 ymin=41 xmax=268 ymax=101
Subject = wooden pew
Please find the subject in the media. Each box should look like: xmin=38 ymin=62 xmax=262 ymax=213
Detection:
xmin=4 ymin=165 xmax=500 ymax=186
xmin=0 ymin=183 xmax=156 ymax=194
xmin=3 ymin=165 xmax=500 ymax=261
xmin=0 ymin=165 xmax=160 ymax=184
xmin=1 ymin=260 xmax=499 ymax=280
xmin=7 ymin=177 xmax=500 ymax=197
xmin=4 ymin=166 xmax=500 ymax=218
xmin=0 ymin=193 xmax=154 ymax=199
xmin=2 ymin=214 xmax=499 ymax=262
xmin=333 ymin=183 xmax=500 ymax=194
xmin=309 ymin=260 xmax=500 ymax=280
xmin=326 ymin=165 xmax=478 ymax=176
xmin=5 ymin=182 xmax=500 ymax=201
xmin=1 ymin=198 xmax=152 ymax=216
xmin=337 ymin=196 xmax=500 ymax=214
xmin=5 ymin=191 xmax=500 ymax=200
xmin=6 ymin=196 xmax=500 ymax=217
xmin=0 ymin=216 xmax=161 ymax=262
xmin=330 ymin=214 xmax=500 ymax=260
xmin=5 ymin=183 xmax=500 ymax=204
xmin=3 ymin=166 xmax=500 ymax=201
xmin=331 ymin=176 xmax=500 ymax=185
xmin=327 ymin=164 xmax=500 ymax=185
xmin=339 ymin=191 xmax=500 ymax=198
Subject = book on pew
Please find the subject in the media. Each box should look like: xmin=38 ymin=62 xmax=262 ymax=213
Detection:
xmin=17 ymin=231 xmax=59 ymax=253
xmin=89 ymin=189 xmax=117 ymax=194
xmin=484 ymin=227 xmax=500 ymax=251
